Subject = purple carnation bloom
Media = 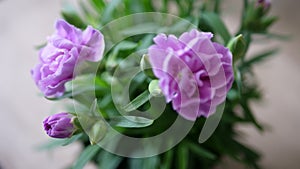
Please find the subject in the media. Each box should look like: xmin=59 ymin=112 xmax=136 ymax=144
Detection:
xmin=31 ymin=19 xmax=105 ymax=97
xmin=148 ymin=29 xmax=234 ymax=120
xmin=43 ymin=112 xmax=74 ymax=138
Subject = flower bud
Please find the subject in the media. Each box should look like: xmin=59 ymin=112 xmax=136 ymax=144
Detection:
xmin=257 ymin=0 xmax=271 ymax=11
xmin=43 ymin=112 xmax=75 ymax=138
xmin=140 ymin=54 xmax=156 ymax=79
xmin=227 ymin=34 xmax=246 ymax=63
xmin=148 ymin=80 xmax=163 ymax=97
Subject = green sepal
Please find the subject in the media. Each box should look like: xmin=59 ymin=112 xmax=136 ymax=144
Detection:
xmin=227 ymin=34 xmax=247 ymax=63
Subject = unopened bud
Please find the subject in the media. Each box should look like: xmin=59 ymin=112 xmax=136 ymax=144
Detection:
xmin=227 ymin=34 xmax=246 ymax=63
xmin=140 ymin=54 xmax=156 ymax=79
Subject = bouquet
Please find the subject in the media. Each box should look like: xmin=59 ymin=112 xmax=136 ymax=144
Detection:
xmin=32 ymin=0 xmax=279 ymax=168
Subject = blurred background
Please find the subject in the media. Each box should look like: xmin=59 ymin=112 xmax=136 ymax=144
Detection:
xmin=0 ymin=0 xmax=299 ymax=168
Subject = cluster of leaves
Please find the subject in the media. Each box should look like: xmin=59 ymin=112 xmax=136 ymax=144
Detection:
xmin=41 ymin=0 xmax=281 ymax=169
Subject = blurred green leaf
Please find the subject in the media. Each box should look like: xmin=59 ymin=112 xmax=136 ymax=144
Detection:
xmin=129 ymin=156 xmax=159 ymax=169
xmin=89 ymin=0 xmax=106 ymax=13
xmin=61 ymin=4 xmax=86 ymax=29
xmin=201 ymin=12 xmax=231 ymax=43
xmin=113 ymin=41 xmax=138 ymax=55
xmin=73 ymin=145 xmax=101 ymax=169
xmin=122 ymin=90 xmax=151 ymax=112
xmin=37 ymin=134 xmax=83 ymax=150
xmin=241 ymin=49 xmax=278 ymax=70
xmin=98 ymin=151 xmax=122 ymax=169
xmin=62 ymin=133 xmax=84 ymax=146
xmin=109 ymin=116 xmax=154 ymax=128
xmin=101 ymin=0 xmax=122 ymax=24
xmin=177 ymin=144 xmax=188 ymax=169
xmin=137 ymin=34 xmax=155 ymax=50
xmin=240 ymin=100 xmax=264 ymax=131
xmin=185 ymin=140 xmax=216 ymax=160
xmin=161 ymin=149 xmax=174 ymax=169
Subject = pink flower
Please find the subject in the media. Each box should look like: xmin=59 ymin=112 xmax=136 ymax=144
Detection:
xmin=148 ymin=29 xmax=234 ymax=120
xmin=31 ymin=20 xmax=105 ymax=97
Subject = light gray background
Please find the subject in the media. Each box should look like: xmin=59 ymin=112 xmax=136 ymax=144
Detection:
xmin=0 ymin=0 xmax=299 ymax=169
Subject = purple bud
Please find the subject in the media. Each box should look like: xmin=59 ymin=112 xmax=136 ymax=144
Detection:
xmin=43 ymin=112 xmax=75 ymax=138
xmin=257 ymin=0 xmax=271 ymax=10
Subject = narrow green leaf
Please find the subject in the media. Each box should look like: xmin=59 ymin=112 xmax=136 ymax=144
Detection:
xmin=240 ymin=100 xmax=263 ymax=131
xmin=89 ymin=0 xmax=106 ymax=13
xmin=73 ymin=145 xmax=101 ymax=169
xmin=137 ymin=34 xmax=155 ymax=50
xmin=241 ymin=49 xmax=278 ymax=70
xmin=113 ymin=41 xmax=138 ymax=55
xmin=161 ymin=149 xmax=174 ymax=169
xmin=177 ymin=144 xmax=188 ymax=169
xmin=36 ymin=139 xmax=66 ymax=151
xmin=109 ymin=116 xmax=154 ymax=128
xmin=62 ymin=134 xmax=84 ymax=146
xmin=185 ymin=140 xmax=216 ymax=160
xmin=101 ymin=0 xmax=122 ymax=24
xmin=122 ymin=90 xmax=151 ymax=112
xmin=61 ymin=4 xmax=86 ymax=29
xmin=98 ymin=151 xmax=122 ymax=169
xmin=201 ymin=12 xmax=231 ymax=43
xmin=129 ymin=157 xmax=159 ymax=169
xmin=37 ymin=134 xmax=83 ymax=150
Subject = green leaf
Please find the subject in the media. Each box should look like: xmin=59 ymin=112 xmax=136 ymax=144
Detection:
xmin=62 ymin=133 xmax=84 ymax=146
xmin=161 ymin=149 xmax=174 ymax=169
xmin=72 ymin=145 xmax=101 ymax=169
xmin=89 ymin=0 xmax=106 ymax=13
xmin=177 ymin=144 xmax=188 ymax=169
xmin=98 ymin=151 xmax=122 ymax=169
xmin=201 ymin=12 xmax=231 ymax=43
xmin=36 ymin=139 xmax=66 ymax=151
xmin=137 ymin=34 xmax=155 ymax=50
xmin=109 ymin=116 xmax=154 ymax=128
xmin=101 ymin=0 xmax=122 ymax=24
xmin=122 ymin=90 xmax=151 ymax=112
xmin=185 ymin=140 xmax=216 ymax=160
xmin=129 ymin=157 xmax=159 ymax=169
xmin=37 ymin=134 xmax=83 ymax=150
xmin=240 ymin=49 xmax=278 ymax=71
xmin=61 ymin=4 xmax=86 ymax=29
xmin=113 ymin=41 xmax=138 ymax=55
xmin=240 ymin=100 xmax=264 ymax=131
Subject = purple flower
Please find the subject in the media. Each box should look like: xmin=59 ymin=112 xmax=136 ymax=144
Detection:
xmin=148 ymin=29 xmax=234 ymax=120
xmin=31 ymin=19 xmax=105 ymax=97
xmin=43 ymin=112 xmax=75 ymax=138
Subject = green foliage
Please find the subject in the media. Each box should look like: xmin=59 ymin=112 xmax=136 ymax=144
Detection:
xmin=37 ymin=133 xmax=84 ymax=150
xmin=73 ymin=145 xmax=101 ymax=169
xmin=51 ymin=0 xmax=281 ymax=169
